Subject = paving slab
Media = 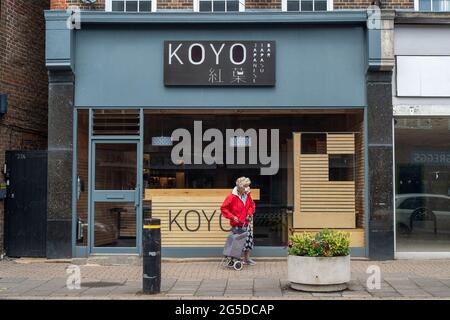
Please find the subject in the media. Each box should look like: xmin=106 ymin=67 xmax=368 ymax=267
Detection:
xmin=0 ymin=277 xmax=28 ymax=284
xmin=254 ymin=290 xmax=283 ymax=297
xmin=195 ymin=291 xmax=225 ymax=297
xmin=224 ymin=290 xmax=253 ymax=296
xmin=396 ymin=289 xmax=432 ymax=298
xmin=342 ymin=290 xmax=372 ymax=298
xmin=312 ymin=292 xmax=343 ymax=297
xmin=422 ymin=288 xmax=450 ymax=297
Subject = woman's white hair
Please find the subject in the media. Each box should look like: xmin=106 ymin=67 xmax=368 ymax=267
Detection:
xmin=236 ymin=177 xmax=251 ymax=189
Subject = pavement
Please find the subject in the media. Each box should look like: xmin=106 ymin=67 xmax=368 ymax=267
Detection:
xmin=1 ymin=257 xmax=450 ymax=299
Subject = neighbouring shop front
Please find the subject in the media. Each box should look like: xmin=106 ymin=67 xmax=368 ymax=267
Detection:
xmin=393 ymin=16 xmax=450 ymax=258
xmin=45 ymin=11 xmax=395 ymax=259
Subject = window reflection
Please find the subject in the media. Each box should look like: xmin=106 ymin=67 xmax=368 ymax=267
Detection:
xmin=143 ymin=112 xmax=364 ymax=246
xmin=395 ymin=117 xmax=450 ymax=252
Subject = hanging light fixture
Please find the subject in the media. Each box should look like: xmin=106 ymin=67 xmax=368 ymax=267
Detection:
xmin=152 ymin=121 xmax=173 ymax=146
xmin=152 ymin=136 xmax=173 ymax=146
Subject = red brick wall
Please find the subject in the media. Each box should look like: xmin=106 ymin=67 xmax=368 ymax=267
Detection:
xmin=50 ymin=0 xmax=414 ymax=11
xmin=247 ymin=0 xmax=281 ymax=9
xmin=0 ymin=0 xmax=49 ymax=255
xmin=334 ymin=0 xmax=413 ymax=9
xmin=158 ymin=0 xmax=193 ymax=9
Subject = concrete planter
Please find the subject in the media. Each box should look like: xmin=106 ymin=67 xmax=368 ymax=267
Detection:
xmin=287 ymin=255 xmax=351 ymax=292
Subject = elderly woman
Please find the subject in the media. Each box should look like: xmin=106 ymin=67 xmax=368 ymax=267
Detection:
xmin=220 ymin=177 xmax=256 ymax=266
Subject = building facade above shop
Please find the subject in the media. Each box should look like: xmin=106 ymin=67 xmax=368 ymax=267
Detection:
xmin=45 ymin=11 xmax=395 ymax=108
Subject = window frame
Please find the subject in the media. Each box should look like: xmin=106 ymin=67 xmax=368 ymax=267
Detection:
xmin=105 ymin=0 xmax=157 ymax=12
xmin=281 ymin=0 xmax=333 ymax=11
xmin=414 ymin=0 xmax=450 ymax=11
xmin=193 ymin=0 xmax=246 ymax=12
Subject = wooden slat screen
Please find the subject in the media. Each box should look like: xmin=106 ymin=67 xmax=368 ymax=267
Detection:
xmin=293 ymin=133 xmax=356 ymax=229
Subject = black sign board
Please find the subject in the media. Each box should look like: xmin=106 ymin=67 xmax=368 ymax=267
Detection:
xmin=164 ymin=41 xmax=275 ymax=86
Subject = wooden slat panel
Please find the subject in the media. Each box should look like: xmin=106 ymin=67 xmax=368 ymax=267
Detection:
xmin=293 ymin=132 xmax=356 ymax=229
xmin=145 ymin=188 xmax=260 ymax=201
xmin=327 ymin=133 xmax=355 ymax=154
xmin=149 ymin=189 xmax=259 ymax=247
xmin=295 ymin=213 xmax=355 ymax=228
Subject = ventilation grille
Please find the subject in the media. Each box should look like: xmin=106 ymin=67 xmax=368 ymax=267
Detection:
xmin=93 ymin=110 xmax=140 ymax=136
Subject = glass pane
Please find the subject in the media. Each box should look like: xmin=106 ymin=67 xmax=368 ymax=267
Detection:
xmin=432 ymin=0 xmax=450 ymax=11
xmin=329 ymin=154 xmax=355 ymax=181
xmin=95 ymin=143 xmax=137 ymax=190
xmin=76 ymin=110 xmax=89 ymax=246
xmin=227 ymin=0 xmax=240 ymax=11
xmin=301 ymin=133 xmax=327 ymax=154
xmin=315 ymin=0 xmax=328 ymax=11
xmin=126 ymin=0 xmax=138 ymax=11
xmin=301 ymin=0 xmax=313 ymax=11
xmin=395 ymin=117 xmax=450 ymax=252
xmin=213 ymin=0 xmax=226 ymax=11
xmin=287 ymin=0 xmax=300 ymax=11
xmin=200 ymin=0 xmax=212 ymax=11
xmin=94 ymin=202 xmax=136 ymax=247
xmin=112 ymin=0 xmax=125 ymax=11
xmin=139 ymin=0 xmax=152 ymax=11
xmin=419 ymin=0 xmax=432 ymax=11
xmin=143 ymin=111 xmax=364 ymax=246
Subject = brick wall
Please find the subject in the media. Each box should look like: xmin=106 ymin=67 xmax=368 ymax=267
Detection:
xmin=158 ymin=0 xmax=193 ymax=9
xmin=50 ymin=0 xmax=414 ymax=11
xmin=0 ymin=0 xmax=49 ymax=256
xmin=334 ymin=0 xmax=413 ymax=9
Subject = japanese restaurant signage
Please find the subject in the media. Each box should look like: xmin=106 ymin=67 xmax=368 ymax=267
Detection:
xmin=164 ymin=41 xmax=276 ymax=86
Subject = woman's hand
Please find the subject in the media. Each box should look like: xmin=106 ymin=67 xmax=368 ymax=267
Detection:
xmin=233 ymin=216 xmax=239 ymax=223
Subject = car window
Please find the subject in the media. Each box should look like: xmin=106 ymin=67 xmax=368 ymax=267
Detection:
xmin=398 ymin=197 xmax=419 ymax=210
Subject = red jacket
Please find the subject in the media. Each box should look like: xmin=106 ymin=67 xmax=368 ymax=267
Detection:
xmin=221 ymin=188 xmax=256 ymax=227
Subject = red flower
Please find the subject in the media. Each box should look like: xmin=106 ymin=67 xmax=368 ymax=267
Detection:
xmin=287 ymin=240 xmax=293 ymax=248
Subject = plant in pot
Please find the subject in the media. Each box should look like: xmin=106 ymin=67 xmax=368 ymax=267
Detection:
xmin=287 ymin=229 xmax=351 ymax=292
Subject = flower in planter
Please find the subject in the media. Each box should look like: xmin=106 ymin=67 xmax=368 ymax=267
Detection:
xmin=287 ymin=239 xmax=293 ymax=248
xmin=288 ymin=229 xmax=350 ymax=257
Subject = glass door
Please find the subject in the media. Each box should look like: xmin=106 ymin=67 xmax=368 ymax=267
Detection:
xmin=90 ymin=140 xmax=140 ymax=254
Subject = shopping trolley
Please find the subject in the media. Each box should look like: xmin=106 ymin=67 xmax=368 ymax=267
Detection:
xmin=220 ymin=220 xmax=250 ymax=271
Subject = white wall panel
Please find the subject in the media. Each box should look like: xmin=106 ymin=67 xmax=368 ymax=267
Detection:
xmin=397 ymin=56 xmax=450 ymax=97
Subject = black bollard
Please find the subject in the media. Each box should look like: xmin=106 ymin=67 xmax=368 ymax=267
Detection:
xmin=143 ymin=218 xmax=161 ymax=294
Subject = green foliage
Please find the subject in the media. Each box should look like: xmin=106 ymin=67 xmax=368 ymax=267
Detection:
xmin=287 ymin=229 xmax=350 ymax=257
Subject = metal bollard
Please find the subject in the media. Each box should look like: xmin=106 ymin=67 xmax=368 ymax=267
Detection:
xmin=143 ymin=218 xmax=161 ymax=294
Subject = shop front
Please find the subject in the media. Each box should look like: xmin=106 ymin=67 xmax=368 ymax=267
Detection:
xmin=45 ymin=11 xmax=395 ymax=259
xmin=393 ymin=14 xmax=450 ymax=258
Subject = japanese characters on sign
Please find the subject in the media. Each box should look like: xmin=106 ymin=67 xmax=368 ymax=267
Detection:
xmin=164 ymin=41 xmax=275 ymax=86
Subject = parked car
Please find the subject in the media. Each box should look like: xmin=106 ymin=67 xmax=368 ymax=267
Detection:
xmin=396 ymin=194 xmax=450 ymax=235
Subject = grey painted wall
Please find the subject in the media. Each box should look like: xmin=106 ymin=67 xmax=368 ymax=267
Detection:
xmin=74 ymin=25 xmax=367 ymax=108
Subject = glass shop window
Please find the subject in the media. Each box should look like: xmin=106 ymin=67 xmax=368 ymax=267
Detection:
xmin=284 ymin=0 xmax=329 ymax=11
xmin=197 ymin=0 xmax=242 ymax=12
xmin=301 ymin=133 xmax=327 ymax=154
xmin=395 ymin=117 xmax=450 ymax=252
xmin=329 ymin=154 xmax=355 ymax=181
xmin=109 ymin=0 xmax=154 ymax=12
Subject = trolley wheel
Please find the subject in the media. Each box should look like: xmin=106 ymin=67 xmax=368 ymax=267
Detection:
xmin=233 ymin=260 xmax=243 ymax=271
